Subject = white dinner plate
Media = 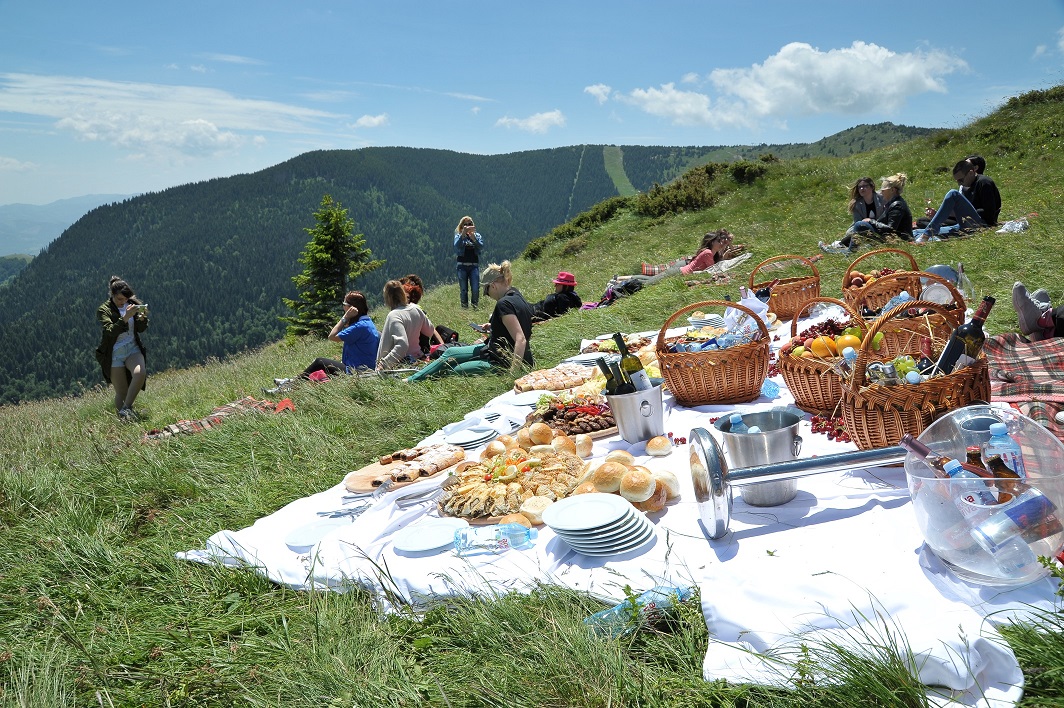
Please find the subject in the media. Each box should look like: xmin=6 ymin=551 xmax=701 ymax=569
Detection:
xmin=285 ymin=518 xmax=351 ymax=553
xmin=570 ymin=526 xmax=657 ymax=557
xmin=557 ymin=513 xmax=648 ymax=544
xmin=552 ymin=508 xmax=639 ymax=538
xmin=445 ymin=426 xmax=497 ymax=447
xmin=510 ymin=390 xmax=553 ymax=407
xmin=392 ymin=517 xmax=469 ymax=553
xmin=542 ymin=493 xmax=633 ymax=532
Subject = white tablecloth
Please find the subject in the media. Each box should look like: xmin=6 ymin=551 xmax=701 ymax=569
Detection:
xmin=179 ymin=323 xmax=1059 ymax=707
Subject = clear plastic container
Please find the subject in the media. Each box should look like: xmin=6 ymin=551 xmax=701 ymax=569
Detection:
xmin=904 ymin=406 xmax=1064 ymax=585
xmin=453 ymin=523 xmax=535 ymax=556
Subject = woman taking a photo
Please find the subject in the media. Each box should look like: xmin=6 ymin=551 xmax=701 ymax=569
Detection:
xmin=376 ymin=279 xmax=435 ymax=371
xmin=407 ymin=260 xmax=534 ymax=380
xmin=95 ymin=276 xmax=148 ymax=421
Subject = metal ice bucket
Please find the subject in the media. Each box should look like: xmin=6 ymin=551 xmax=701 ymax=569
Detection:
xmin=605 ymin=383 xmax=665 ymax=444
xmin=714 ymin=410 xmax=802 ymax=506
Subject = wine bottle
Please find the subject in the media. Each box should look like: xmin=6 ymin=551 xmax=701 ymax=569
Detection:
xmin=613 ymin=333 xmax=652 ymax=391
xmin=899 ymin=434 xmax=994 ymax=480
xmin=932 ymin=296 xmax=994 ymax=375
xmin=754 ymin=278 xmax=780 ymax=303
xmin=917 ymin=337 xmax=936 ymax=375
xmin=597 ymin=357 xmax=618 ymax=396
xmin=609 ymin=360 xmax=635 ymax=395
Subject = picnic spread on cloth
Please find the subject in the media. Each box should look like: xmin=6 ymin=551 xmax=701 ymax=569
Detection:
xmin=178 ymin=314 xmax=1064 ymax=708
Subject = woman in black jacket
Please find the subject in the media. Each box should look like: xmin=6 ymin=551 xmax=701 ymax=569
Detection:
xmin=95 ymin=276 xmax=148 ymax=421
xmin=823 ymin=173 xmax=913 ymax=253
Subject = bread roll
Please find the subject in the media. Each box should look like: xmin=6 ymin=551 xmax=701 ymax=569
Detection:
xmin=634 ymin=480 xmax=668 ymax=512
xmin=605 ymin=450 xmax=636 ymax=467
xmin=516 ymin=428 xmax=534 ymax=450
xmin=496 ymin=434 xmax=518 ymax=450
xmin=591 ymin=461 xmax=628 ymax=493
xmin=573 ymin=433 xmax=594 ymax=459
xmin=571 ymin=481 xmax=598 ymax=495
xmin=619 ymin=468 xmax=655 ymax=503
xmin=499 ymin=512 xmax=532 ymax=529
xmin=520 ymin=495 xmax=553 ymax=525
xmin=551 ymin=435 xmax=577 ymax=455
xmin=651 ymin=469 xmax=681 ymax=500
xmin=481 ymin=440 xmax=507 ymax=461
xmin=529 ymin=422 xmax=554 ymax=446
xmin=529 ymin=444 xmax=555 ymax=457
xmin=645 ymin=435 xmax=672 ymax=456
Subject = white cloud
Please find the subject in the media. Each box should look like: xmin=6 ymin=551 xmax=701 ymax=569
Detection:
xmin=1033 ymin=45 xmax=1047 ymax=59
xmin=0 ymin=156 xmax=36 ymax=172
xmin=495 ymin=109 xmax=566 ymax=133
xmin=200 ymin=53 xmax=264 ymax=66
xmin=584 ymin=84 xmax=612 ymax=104
xmin=1058 ymin=26 xmax=1064 ymax=53
xmin=680 ymin=72 xmax=700 ymax=84
xmin=0 ymin=73 xmax=341 ymax=157
xmin=352 ymin=113 xmax=389 ymax=128
xmin=190 ymin=65 xmax=208 ymax=74
xmin=471 ymin=106 xmax=481 ymax=115
xmin=608 ymin=41 xmax=966 ymax=128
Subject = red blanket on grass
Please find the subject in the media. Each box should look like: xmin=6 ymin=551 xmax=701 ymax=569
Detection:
xmin=142 ymin=396 xmax=294 ymax=442
xmin=985 ymin=332 xmax=1064 ymax=442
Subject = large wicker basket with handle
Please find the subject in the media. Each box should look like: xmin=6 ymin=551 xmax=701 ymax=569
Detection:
xmin=748 ymin=254 xmax=821 ymax=322
xmin=841 ymin=248 xmax=920 ymax=311
xmin=853 ymin=270 xmax=966 ymax=360
xmin=656 ymin=300 xmax=770 ymax=406
xmin=777 ymin=297 xmax=866 ymax=417
xmin=841 ymin=300 xmax=990 ymax=450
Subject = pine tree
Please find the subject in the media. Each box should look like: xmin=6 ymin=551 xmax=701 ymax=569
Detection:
xmin=282 ymin=195 xmax=382 ymax=337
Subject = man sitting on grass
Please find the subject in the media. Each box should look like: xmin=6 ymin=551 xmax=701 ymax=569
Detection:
xmin=914 ymin=159 xmax=1001 ymax=242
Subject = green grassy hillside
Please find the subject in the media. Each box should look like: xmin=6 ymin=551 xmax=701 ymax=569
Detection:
xmin=0 ymin=88 xmax=1062 ymax=706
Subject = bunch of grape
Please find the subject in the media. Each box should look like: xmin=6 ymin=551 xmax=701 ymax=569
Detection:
xmin=767 ymin=352 xmax=781 ymax=378
xmin=890 ymin=355 xmax=918 ymax=378
xmin=810 ymin=415 xmax=851 ymax=443
xmin=879 ymin=267 xmax=898 ymax=276
xmin=796 ymin=318 xmax=847 ymax=341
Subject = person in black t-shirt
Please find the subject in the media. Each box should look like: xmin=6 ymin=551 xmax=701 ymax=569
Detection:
xmin=531 ymin=271 xmax=583 ymax=322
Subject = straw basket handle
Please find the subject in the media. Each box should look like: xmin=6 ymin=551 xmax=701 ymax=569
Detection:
xmin=847 ymin=299 xmax=957 ymax=393
xmin=748 ymin=254 xmax=820 ymax=288
xmin=843 ymin=248 xmax=919 ymax=284
xmin=854 ymin=271 xmax=966 ymax=326
xmin=656 ymin=300 xmax=770 ymax=353
xmin=788 ymin=296 xmax=865 ymax=338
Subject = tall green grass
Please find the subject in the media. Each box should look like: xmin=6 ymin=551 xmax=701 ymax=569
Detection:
xmin=3 ymin=86 xmax=1064 ymax=706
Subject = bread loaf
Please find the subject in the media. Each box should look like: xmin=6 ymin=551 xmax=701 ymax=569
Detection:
xmin=573 ymin=433 xmax=594 ymax=458
xmin=591 ymin=461 xmax=628 ymax=493
xmin=619 ymin=468 xmax=655 ymax=503
xmin=520 ymin=496 xmax=553 ymax=525
xmin=634 ymin=480 xmax=668 ymax=512
xmin=645 ymin=436 xmax=672 ymax=456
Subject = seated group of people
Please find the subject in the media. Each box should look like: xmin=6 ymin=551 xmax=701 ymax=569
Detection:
xmin=820 ymin=155 xmax=1002 ymax=254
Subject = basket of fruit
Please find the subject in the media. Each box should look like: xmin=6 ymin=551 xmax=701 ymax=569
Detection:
xmin=748 ymin=254 xmax=821 ymax=322
xmin=656 ymin=300 xmax=770 ymax=406
xmin=841 ymin=300 xmax=990 ymax=450
xmin=776 ymin=297 xmax=867 ymax=416
xmin=841 ymin=248 xmax=921 ymax=311
xmin=853 ymin=270 xmax=966 ymax=360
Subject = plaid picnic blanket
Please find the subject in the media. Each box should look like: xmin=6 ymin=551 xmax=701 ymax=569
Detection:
xmin=142 ymin=396 xmax=294 ymax=442
xmin=641 ymin=257 xmax=687 ymax=276
xmin=984 ymin=332 xmax=1064 ymax=442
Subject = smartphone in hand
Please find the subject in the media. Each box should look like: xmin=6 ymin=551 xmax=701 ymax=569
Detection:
xmin=469 ymin=322 xmax=487 ymax=333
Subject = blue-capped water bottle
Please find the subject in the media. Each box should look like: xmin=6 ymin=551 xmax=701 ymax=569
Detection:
xmin=453 ymin=523 xmax=536 ymax=557
xmin=728 ymin=413 xmax=748 ymax=434
xmin=981 ymin=423 xmax=1027 ymax=479
xmin=881 ymin=291 xmax=913 ymax=314
xmin=943 ymin=458 xmax=998 ymax=517
xmin=584 ymin=585 xmax=696 ymax=638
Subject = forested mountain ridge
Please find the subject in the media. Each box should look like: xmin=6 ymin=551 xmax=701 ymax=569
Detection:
xmin=0 ymin=123 xmax=933 ymax=404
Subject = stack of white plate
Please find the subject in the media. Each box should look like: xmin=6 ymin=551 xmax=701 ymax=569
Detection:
xmin=511 ymin=390 xmax=552 ymax=407
xmin=541 ymin=493 xmax=656 ymax=557
xmin=443 ymin=425 xmax=498 ymax=450
xmin=688 ymin=314 xmax=727 ymax=329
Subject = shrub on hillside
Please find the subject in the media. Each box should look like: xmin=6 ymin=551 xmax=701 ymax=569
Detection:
xmin=523 ymin=195 xmax=630 ymax=260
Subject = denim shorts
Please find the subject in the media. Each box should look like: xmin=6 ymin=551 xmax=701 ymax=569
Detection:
xmin=111 ymin=339 xmax=139 ymax=367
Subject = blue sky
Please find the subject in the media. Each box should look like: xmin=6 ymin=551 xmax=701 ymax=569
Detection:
xmin=1 ymin=0 xmax=1062 ymax=205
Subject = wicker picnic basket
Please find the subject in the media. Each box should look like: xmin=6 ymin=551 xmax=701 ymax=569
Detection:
xmin=748 ymin=255 xmax=821 ymax=322
xmin=777 ymin=297 xmax=865 ymax=417
xmin=841 ymin=300 xmax=991 ymax=450
xmin=656 ymin=300 xmax=770 ymax=406
xmin=853 ymin=270 xmax=966 ymax=360
xmin=841 ymin=248 xmax=921 ymax=311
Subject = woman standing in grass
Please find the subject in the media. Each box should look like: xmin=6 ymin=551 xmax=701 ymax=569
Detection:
xmin=95 ymin=276 xmax=148 ymax=421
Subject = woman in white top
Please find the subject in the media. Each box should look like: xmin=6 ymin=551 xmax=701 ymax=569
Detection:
xmin=376 ymin=280 xmax=434 ymax=370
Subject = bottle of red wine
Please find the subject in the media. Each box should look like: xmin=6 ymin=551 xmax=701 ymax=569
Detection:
xmin=899 ymin=434 xmax=994 ymax=480
xmin=755 ymin=278 xmax=781 ymax=303
xmin=609 ymin=360 xmax=636 ymax=395
xmin=931 ymin=295 xmax=995 ymax=375
xmin=596 ymin=357 xmax=618 ymax=396
xmin=917 ymin=337 xmax=936 ymax=375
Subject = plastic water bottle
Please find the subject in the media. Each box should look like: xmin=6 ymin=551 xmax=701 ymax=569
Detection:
xmin=981 ymin=423 xmax=1027 ymax=478
xmin=943 ymin=458 xmax=997 ymax=512
xmin=831 ymin=346 xmax=858 ymax=379
xmin=453 ymin=523 xmax=535 ymax=556
xmin=760 ymin=378 xmax=780 ymax=399
xmin=584 ymin=585 xmax=695 ymax=638
xmin=881 ymin=291 xmax=913 ymax=314
xmin=728 ymin=413 xmax=748 ymax=434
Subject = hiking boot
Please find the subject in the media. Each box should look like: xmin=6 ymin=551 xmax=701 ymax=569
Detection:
xmin=818 ymin=240 xmax=851 ymax=255
xmin=1032 ymin=289 xmax=1051 ymax=306
xmin=1013 ymin=282 xmax=1051 ymax=339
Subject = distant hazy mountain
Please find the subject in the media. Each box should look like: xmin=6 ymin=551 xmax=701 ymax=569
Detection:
xmin=0 ymin=194 xmax=133 ymax=256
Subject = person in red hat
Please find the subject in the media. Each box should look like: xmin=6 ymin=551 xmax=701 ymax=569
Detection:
xmin=532 ymin=271 xmax=583 ymax=322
